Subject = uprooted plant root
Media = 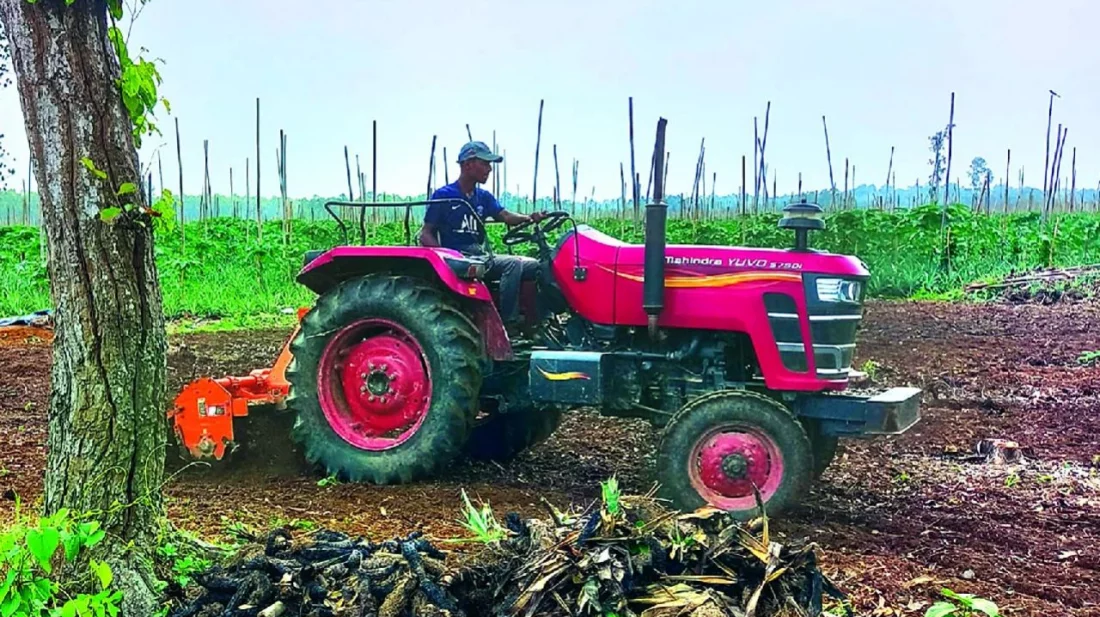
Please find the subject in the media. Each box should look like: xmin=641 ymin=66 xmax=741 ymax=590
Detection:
xmin=167 ymin=493 xmax=848 ymax=617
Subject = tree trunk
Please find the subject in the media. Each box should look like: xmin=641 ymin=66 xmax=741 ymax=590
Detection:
xmin=0 ymin=1 xmax=166 ymax=614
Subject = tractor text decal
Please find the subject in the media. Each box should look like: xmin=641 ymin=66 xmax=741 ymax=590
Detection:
xmin=665 ymin=255 xmax=803 ymax=270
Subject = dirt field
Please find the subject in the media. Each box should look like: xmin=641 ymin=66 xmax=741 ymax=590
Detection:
xmin=3 ymin=299 xmax=1099 ymax=616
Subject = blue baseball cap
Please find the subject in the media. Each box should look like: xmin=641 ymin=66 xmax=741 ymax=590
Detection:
xmin=457 ymin=141 xmax=503 ymax=163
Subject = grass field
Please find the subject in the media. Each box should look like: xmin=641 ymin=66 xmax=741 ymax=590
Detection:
xmin=2 ymin=202 xmax=1098 ymax=321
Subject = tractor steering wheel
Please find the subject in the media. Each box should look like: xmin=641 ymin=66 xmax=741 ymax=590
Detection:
xmin=502 ymin=211 xmax=571 ymax=247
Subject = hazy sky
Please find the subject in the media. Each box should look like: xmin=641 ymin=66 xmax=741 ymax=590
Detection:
xmin=1 ymin=0 xmax=1097 ymax=201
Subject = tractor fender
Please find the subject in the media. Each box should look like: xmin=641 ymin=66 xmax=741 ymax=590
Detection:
xmin=297 ymin=247 xmax=513 ymax=361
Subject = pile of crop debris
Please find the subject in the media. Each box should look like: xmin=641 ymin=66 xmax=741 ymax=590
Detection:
xmin=166 ymin=488 xmax=848 ymax=617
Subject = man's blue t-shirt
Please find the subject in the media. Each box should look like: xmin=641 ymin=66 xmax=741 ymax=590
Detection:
xmin=424 ymin=181 xmax=503 ymax=253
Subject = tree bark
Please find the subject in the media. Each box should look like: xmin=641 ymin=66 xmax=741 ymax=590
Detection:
xmin=0 ymin=1 xmax=166 ymax=614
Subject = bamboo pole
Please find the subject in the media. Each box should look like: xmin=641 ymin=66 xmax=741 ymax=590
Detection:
xmin=942 ymin=92 xmax=955 ymax=208
xmin=843 ymin=158 xmax=849 ymax=208
xmin=753 ymin=117 xmax=759 ymax=212
xmin=417 ymin=135 xmax=436 ymax=245
xmin=532 ymin=99 xmax=545 ymax=211
xmin=1048 ymin=126 xmax=1066 ymax=214
xmin=628 ymin=96 xmax=639 ymax=222
xmin=1070 ymin=147 xmax=1077 ymax=212
xmin=256 ymin=97 xmax=262 ymax=238
xmin=741 ymin=155 xmax=746 ymax=216
xmin=691 ymin=138 xmax=705 ymax=212
xmin=885 ymin=146 xmax=894 ymax=196
xmin=758 ymin=101 xmax=771 ymax=203
xmin=553 ymin=144 xmax=561 ymax=209
xmin=619 ymin=162 xmax=626 ymax=218
xmin=1043 ymin=90 xmax=1059 ymax=210
xmin=371 ymin=120 xmax=378 ymax=230
xmin=175 ymin=117 xmax=185 ymax=244
xmin=1047 ymin=127 xmax=1064 ymax=211
xmin=202 ymin=138 xmax=209 ymax=222
xmin=822 ymin=115 xmax=837 ymax=207
xmin=571 ymin=159 xmax=578 ymax=215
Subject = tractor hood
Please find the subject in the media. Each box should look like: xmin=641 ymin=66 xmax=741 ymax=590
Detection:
xmin=616 ymin=237 xmax=870 ymax=279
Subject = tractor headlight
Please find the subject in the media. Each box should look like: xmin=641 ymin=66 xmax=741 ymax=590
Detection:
xmin=816 ymin=278 xmax=861 ymax=303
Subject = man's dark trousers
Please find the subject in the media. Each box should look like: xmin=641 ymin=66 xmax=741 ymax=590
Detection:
xmin=483 ymin=255 xmax=540 ymax=324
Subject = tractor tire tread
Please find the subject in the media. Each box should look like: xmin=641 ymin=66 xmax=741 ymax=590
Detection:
xmin=285 ymin=274 xmax=483 ymax=485
xmin=656 ymin=388 xmax=813 ymax=520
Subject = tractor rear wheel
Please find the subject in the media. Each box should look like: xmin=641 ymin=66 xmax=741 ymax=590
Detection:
xmin=284 ymin=274 xmax=483 ymax=484
xmin=463 ymin=405 xmax=564 ymax=462
xmin=656 ymin=389 xmax=814 ymax=520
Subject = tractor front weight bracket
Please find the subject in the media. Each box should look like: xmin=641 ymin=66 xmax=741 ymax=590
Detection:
xmin=795 ymin=386 xmax=923 ymax=438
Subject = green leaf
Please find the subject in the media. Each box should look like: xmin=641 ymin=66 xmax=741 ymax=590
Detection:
xmin=100 ymin=207 xmax=123 ymax=223
xmin=116 ymin=182 xmax=138 ymax=196
xmin=0 ymin=594 xmax=17 ymax=617
xmin=25 ymin=527 xmax=60 ymax=572
xmin=0 ymin=570 xmax=15 ymax=605
xmin=62 ymin=532 xmax=83 ymax=562
xmin=80 ymin=157 xmax=108 ymax=181
xmin=924 ymin=602 xmax=957 ymax=617
xmin=92 ymin=560 xmax=113 ymax=590
xmin=107 ymin=0 xmax=124 ymax=20
xmin=968 ymin=598 xmax=1000 ymax=616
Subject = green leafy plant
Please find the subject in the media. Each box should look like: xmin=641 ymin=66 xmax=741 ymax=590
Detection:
xmin=1077 ymin=350 xmax=1100 ymax=366
xmin=925 ymin=587 xmax=1000 ymax=617
xmin=453 ymin=489 xmax=505 ymax=544
xmin=0 ymin=498 xmax=122 ymax=617
xmin=601 ymin=476 xmax=621 ymax=516
xmin=316 ymin=473 xmax=340 ymax=488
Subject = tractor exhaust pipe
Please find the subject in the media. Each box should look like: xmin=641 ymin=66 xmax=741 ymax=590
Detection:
xmin=643 ymin=117 xmax=669 ymax=336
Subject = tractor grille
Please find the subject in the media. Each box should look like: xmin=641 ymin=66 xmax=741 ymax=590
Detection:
xmin=764 ymin=279 xmax=864 ymax=380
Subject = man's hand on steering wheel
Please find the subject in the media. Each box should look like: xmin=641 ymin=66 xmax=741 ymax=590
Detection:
xmin=501 ymin=210 xmax=570 ymax=247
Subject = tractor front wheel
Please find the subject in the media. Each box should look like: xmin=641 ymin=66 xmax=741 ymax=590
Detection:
xmin=656 ymin=390 xmax=814 ymax=520
xmin=285 ymin=274 xmax=483 ymax=484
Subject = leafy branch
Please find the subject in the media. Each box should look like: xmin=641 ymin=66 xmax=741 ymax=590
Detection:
xmin=24 ymin=0 xmax=176 ymax=229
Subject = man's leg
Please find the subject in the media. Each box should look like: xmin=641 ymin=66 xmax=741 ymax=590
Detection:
xmin=488 ymin=255 xmax=539 ymax=325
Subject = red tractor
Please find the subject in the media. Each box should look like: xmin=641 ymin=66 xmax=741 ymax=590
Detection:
xmin=170 ymin=120 xmax=921 ymax=519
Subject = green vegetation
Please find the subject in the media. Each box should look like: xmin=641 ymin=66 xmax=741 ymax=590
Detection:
xmin=0 ymin=500 xmax=122 ymax=617
xmin=2 ymin=203 xmax=1099 ymax=319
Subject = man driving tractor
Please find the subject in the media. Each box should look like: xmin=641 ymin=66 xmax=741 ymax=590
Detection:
xmin=419 ymin=140 xmax=546 ymax=335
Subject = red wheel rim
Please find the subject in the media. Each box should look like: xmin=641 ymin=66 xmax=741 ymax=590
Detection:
xmin=687 ymin=423 xmax=785 ymax=512
xmin=317 ymin=318 xmax=432 ymax=451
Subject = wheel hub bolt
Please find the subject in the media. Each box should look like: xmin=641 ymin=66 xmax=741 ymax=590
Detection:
xmin=722 ymin=454 xmax=748 ymax=479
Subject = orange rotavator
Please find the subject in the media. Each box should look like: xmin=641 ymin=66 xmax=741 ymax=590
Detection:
xmin=171 ymin=308 xmax=306 ymax=459
xmin=168 ymin=118 xmax=922 ymax=520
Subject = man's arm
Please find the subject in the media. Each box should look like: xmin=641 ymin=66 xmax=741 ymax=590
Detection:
xmin=485 ymin=195 xmax=546 ymax=227
xmin=419 ymin=222 xmax=441 ymax=247
xmin=496 ymin=209 xmax=533 ymax=227
xmin=420 ymin=202 xmax=444 ymax=247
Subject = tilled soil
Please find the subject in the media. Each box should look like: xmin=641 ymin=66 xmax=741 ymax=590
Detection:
xmin=2 ymin=300 xmax=1099 ymax=616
